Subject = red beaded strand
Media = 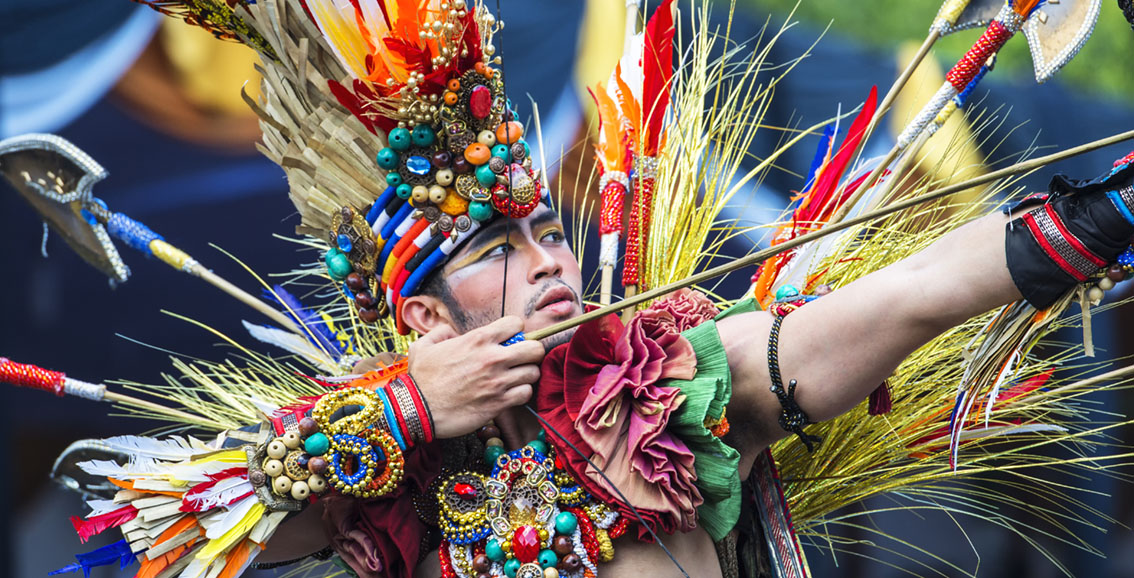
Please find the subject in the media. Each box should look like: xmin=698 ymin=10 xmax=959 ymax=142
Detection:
xmin=0 ymin=357 xmax=66 ymax=396
xmin=568 ymin=507 xmax=601 ymax=563
xmin=945 ymin=20 xmax=1013 ymax=92
xmin=439 ymin=539 xmax=458 ymax=578
xmin=599 ymin=180 xmax=627 ymax=235
xmin=622 ymin=176 xmax=654 ymax=287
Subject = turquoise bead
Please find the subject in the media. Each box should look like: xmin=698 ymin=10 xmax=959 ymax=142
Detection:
xmin=396 ymin=184 xmax=413 ymax=199
xmin=486 ymin=539 xmax=506 ymax=561
xmin=411 ymin=125 xmax=435 ymax=147
xmin=775 ymin=285 xmax=800 ymax=300
xmin=537 ymin=429 xmax=546 ymax=442
xmin=386 ymin=172 xmax=403 ymax=187
xmin=554 ymin=511 xmax=577 ymax=535
xmin=526 ymin=439 xmax=548 ymax=455
xmin=326 ymin=250 xmax=352 ymax=281
xmin=491 ymin=144 xmax=511 ymax=162
xmin=388 ymin=127 xmax=412 ymax=151
xmin=304 ymin=432 xmax=330 ymax=456
xmin=476 ymin=164 xmax=498 ymax=187
xmin=484 ymin=444 xmax=505 ymax=465
xmin=376 ymin=147 xmax=399 ymax=170
xmin=504 ymin=558 xmax=521 ymax=578
xmin=468 ymin=201 xmax=494 ymax=222
xmin=538 ymin=549 xmax=558 ymax=569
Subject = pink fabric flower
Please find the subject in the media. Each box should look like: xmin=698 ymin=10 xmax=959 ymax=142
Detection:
xmin=647 ymin=288 xmax=720 ymax=332
xmin=539 ymin=290 xmax=716 ymax=534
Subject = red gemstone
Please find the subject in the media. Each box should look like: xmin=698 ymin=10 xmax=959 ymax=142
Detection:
xmin=469 ymin=85 xmax=492 ymax=119
xmin=512 ymin=525 xmax=540 ymax=563
xmin=453 ymin=483 xmax=477 ymax=498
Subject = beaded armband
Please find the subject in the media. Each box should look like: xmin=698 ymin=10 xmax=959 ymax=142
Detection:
xmin=767 ymin=315 xmax=822 ymax=452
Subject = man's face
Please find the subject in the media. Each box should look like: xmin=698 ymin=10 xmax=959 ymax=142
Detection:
xmin=437 ymin=204 xmax=584 ymax=337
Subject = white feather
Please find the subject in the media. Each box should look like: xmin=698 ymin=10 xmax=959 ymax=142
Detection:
xmin=186 ymin=478 xmax=254 ymax=512
xmin=101 ymin=435 xmax=201 ymax=460
xmin=243 ymin=321 xmax=340 ymax=373
xmin=85 ymin=499 xmax=122 ymax=517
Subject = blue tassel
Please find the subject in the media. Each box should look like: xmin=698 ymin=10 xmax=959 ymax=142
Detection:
xmin=262 ymin=285 xmax=346 ymax=356
xmin=50 ymin=539 xmax=135 ymax=578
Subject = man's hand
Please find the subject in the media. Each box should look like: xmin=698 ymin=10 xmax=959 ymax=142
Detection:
xmin=407 ymin=316 xmax=545 ymax=439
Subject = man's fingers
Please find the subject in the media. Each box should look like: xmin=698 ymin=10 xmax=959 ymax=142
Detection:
xmin=475 ymin=316 xmax=525 ymax=342
xmin=499 ymin=384 xmax=533 ymax=408
xmin=417 ymin=324 xmax=459 ymax=344
xmin=497 ymin=365 xmax=541 ymax=389
xmin=501 ymin=340 xmax=545 ymax=366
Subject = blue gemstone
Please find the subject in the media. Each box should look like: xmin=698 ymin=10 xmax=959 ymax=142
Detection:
xmin=405 ymin=155 xmax=432 ymax=176
xmin=337 ymin=233 xmax=353 ymax=252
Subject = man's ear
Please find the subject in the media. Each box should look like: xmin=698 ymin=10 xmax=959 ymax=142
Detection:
xmin=400 ymin=294 xmax=455 ymax=335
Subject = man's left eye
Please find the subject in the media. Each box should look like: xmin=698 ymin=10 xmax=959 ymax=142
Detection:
xmin=541 ymin=230 xmax=565 ymax=243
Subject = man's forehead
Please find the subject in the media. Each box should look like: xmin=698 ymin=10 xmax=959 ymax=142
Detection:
xmin=442 ymin=205 xmax=563 ymax=268
xmin=467 ymin=205 xmax=560 ymax=244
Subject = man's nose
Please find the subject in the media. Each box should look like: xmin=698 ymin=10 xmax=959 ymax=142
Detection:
xmin=527 ymin=242 xmax=562 ymax=282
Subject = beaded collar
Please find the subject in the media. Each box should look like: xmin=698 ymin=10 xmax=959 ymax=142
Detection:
xmin=433 ymin=433 xmax=628 ymax=578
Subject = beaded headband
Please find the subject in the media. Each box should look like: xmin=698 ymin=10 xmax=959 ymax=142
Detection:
xmin=308 ymin=1 xmax=552 ymax=334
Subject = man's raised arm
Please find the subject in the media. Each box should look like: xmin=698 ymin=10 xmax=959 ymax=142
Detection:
xmin=720 ymin=161 xmax=1134 ymax=460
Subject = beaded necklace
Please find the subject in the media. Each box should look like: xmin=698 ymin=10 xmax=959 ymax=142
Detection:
xmin=435 ymin=428 xmax=627 ymax=578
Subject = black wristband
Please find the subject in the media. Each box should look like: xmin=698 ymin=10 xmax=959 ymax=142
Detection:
xmin=767 ymin=315 xmax=822 ymax=452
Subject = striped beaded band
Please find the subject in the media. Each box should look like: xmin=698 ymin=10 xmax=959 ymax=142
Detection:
xmin=1022 ymin=205 xmax=1107 ymax=282
xmin=1106 ymin=185 xmax=1134 ymax=227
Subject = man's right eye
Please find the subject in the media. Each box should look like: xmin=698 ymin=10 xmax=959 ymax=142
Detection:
xmin=484 ymin=243 xmax=514 ymax=259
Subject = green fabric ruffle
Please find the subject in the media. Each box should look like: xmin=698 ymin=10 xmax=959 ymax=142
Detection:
xmin=665 ymin=297 xmax=759 ymax=542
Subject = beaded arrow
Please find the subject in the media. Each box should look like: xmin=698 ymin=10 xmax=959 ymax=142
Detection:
xmin=834 ymin=0 xmax=1103 ymax=224
xmin=0 ymin=356 xmax=227 ymax=429
xmin=590 ymin=0 xmax=641 ymax=306
xmin=0 ymin=133 xmax=305 ymax=337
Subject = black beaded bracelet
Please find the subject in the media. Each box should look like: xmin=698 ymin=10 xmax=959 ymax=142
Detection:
xmin=768 ymin=315 xmax=822 ymax=452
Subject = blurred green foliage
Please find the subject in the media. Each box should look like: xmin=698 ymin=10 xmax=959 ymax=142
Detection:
xmin=746 ymin=0 xmax=1134 ymax=105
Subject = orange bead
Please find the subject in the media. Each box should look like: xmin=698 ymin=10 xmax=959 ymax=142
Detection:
xmin=447 ymin=78 xmax=461 ymax=91
xmin=444 ymin=91 xmax=459 ymax=105
xmin=464 ymin=142 xmax=491 ymax=165
xmin=495 ymin=121 xmax=523 ymax=144
xmin=474 ymin=61 xmax=486 ymax=75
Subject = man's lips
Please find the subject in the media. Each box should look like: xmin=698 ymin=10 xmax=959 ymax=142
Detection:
xmin=535 ymin=286 xmax=577 ymax=312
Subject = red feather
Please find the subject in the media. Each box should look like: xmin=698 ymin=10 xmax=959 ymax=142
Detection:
xmin=327 ymin=79 xmax=379 ymax=134
xmin=180 ymin=467 xmax=249 ymax=512
xmin=70 ymin=505 xmax=138 ymax=543
xmin=641 ymin=0 xmax=675 ymax=156
xmin=802 ymin=87 xmax=879 ymax=223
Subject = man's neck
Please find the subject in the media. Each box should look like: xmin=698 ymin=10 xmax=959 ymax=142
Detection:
xmin=494 ymin=404 xmax=542 ymax=450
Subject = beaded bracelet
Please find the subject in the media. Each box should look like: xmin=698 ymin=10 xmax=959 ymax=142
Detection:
xmin=383 ymin=382 xmax=414 ymax=447
xmin=389 ymin=376 xmax=427 ymax=445
xmin=374 ymin=386 xmax=408 ymax=451
xmin=767 ymin=315 xmax=822 ymax=451
xmin=400 ymin=373 xmax=435 ymax=443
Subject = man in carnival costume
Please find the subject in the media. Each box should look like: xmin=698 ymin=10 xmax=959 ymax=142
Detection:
xmin=6 ymin=1 xmax=1134 ymax=578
